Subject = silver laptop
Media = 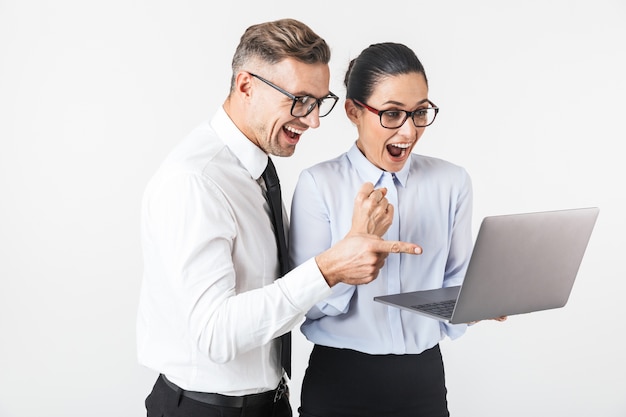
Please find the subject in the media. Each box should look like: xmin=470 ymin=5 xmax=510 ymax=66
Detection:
xmin=374 ymin=207 xmax=599 ymax=324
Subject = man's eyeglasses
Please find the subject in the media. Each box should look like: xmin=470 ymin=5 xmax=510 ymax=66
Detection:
xmin=249 ymin=73 xmax=339 ymax=118
xmin=352 ymin=99 xmax=439 ymax=129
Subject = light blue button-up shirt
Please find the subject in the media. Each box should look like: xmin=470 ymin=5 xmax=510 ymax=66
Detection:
xmin=289 ymin=143 xmax=473 ymax=354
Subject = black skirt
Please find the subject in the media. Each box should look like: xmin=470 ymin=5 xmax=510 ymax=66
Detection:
xmin=299 ymin=344 xmax=449 ymax=417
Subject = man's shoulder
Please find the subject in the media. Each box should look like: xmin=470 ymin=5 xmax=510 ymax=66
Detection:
xmin=159 ymin=121 xmax=237 ymax=176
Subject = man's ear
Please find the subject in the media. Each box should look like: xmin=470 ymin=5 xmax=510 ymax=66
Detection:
xmin=345 ymin=99 xmax=360 ymax=124
xmin=234 ymin=71 xmax=254 ymax=98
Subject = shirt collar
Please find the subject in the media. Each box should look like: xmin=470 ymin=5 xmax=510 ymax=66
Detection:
xmin=346 ymin=142 xmax=411 ymax=188
xmin=210 ymin=106 xmax=268 ymax=180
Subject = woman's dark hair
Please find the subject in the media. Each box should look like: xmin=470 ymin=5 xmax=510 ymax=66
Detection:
xmin=344 ymin=42 xmax=427 ymax=103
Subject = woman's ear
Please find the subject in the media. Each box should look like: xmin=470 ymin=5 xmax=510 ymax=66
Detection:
xmin=345 ymin=99 xmax=360 ymax=124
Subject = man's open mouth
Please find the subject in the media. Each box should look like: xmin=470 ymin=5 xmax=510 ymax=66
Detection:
xmin=284 ymin=125 xmax=303 ymax=139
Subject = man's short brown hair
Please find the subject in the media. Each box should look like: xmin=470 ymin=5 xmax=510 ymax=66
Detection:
xmin=229 ymin=19 xmax=331 ymax=91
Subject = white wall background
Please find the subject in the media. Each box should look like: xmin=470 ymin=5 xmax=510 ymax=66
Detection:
xmin=1 ymin=1 xmax=625 ymax=416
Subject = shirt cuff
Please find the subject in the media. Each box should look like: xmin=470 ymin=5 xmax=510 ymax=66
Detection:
xmin=442 ymin=322 xmax=468 ymax=340
xmin=277 ymin=257 xmax=332 ymax=313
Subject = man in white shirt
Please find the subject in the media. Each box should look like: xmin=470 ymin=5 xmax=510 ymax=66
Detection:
xmin=137 ymin=18 xmax=422 ymax=417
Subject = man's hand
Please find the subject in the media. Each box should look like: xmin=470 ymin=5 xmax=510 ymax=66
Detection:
xmin=315 ymin=233 xmax=422 ymax=287
xmin=350 ymin=182 xmax=394 ymax=237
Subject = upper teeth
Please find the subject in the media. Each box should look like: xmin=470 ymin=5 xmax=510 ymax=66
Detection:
xmin=285 ymin=126 xmax=303 ymax=135
xmin=390 ymin=143 xmax=411 ymax=149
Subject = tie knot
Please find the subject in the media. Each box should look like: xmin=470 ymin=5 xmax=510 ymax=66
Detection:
xmin=262 ymin=157 xmax=280 ymax=190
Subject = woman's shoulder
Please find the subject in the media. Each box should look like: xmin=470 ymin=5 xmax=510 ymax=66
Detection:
xmin=410 ymin=153 xmax=468 ymax=175
xmin=301 ymin=152 xmax=351 ymax=177
xmin=409 ymin=154 xmax=471 ymax=189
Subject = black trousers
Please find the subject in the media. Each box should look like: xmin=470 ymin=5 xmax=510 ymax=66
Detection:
xmin=146 ymin=375 xmax=292 ymax=417
xmin=299 ymin=344 xmax=450 ymax=417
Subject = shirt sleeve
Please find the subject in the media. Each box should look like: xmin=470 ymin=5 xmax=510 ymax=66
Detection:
xmin=143 ymin=171 xmax=330 ymax=363
xmin=440 ymin=169 xmax=473 ymax=339
xmin=289 ymin=169 xmax=356 ymax=320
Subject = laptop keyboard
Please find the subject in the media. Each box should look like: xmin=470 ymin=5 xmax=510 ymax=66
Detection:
xmin=411 ymin=299 xmax=456 ymax=318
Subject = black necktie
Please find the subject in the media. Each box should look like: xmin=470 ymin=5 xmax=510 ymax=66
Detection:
xmin=261 ymin=157 xmax=292 ymax=378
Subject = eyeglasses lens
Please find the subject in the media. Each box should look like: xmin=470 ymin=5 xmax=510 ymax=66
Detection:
xmin=292 ymin=96 xmax=337 ymax=117
xmin=380 ymin=108 xmax=437 ymax=128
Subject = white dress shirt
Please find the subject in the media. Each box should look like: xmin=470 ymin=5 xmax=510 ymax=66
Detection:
xmin=137 ymin=107 xmax=331 ymax=395
xmin=289 ymin=143 xmax=472 ymax=355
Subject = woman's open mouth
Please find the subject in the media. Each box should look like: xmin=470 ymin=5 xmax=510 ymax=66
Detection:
xmin=386 ymin=142 xmax=412 ymax=158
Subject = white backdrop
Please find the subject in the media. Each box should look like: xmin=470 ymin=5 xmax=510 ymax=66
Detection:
xmin=1 ymin=1 xmax=625 ymax=416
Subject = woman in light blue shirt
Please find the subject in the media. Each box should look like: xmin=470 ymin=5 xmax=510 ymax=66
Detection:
xmin=290 ymin=42 xmax=471 ymax=417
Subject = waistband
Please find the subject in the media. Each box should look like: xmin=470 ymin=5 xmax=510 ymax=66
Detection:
xmin=160 ymin=374 xmax=287 ymax=408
